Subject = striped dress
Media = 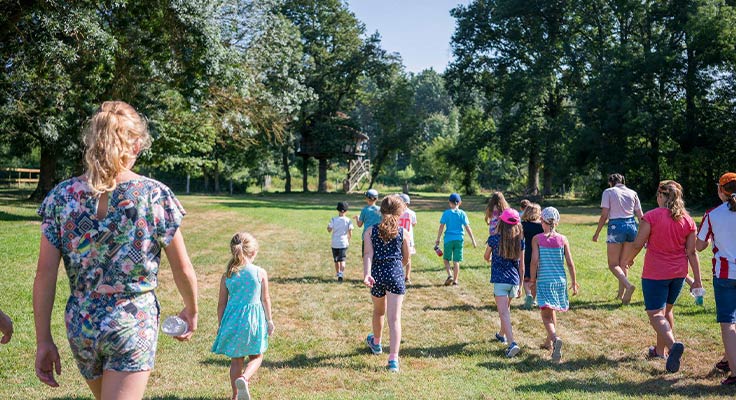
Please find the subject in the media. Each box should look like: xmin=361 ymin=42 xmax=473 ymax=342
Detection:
xmin=536 ymin=233 xmax=569 ymax=311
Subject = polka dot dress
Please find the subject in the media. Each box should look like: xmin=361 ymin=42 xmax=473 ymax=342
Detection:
xmin=370 ymin=226 xmax=406 ymax=297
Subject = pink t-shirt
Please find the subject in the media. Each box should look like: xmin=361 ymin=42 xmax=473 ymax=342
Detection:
xmin=601 ymin=184 xmax=642 ymax=219
xmin=642 ymin=207 xmax=696 ymax=280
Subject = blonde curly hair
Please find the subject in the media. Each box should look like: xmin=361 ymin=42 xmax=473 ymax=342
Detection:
xmin=83 ymin=101 xmax=151 ymax=195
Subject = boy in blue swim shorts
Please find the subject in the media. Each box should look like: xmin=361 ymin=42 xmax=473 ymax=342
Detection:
xmin=435 ymin=193 xmax=477 ymax=286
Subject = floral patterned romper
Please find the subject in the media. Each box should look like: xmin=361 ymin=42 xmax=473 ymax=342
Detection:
xmin=38 ymin=176 xmax=185 ymax=380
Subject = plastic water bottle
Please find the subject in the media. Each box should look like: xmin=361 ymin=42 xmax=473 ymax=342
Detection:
xmin=161 ymin=316 xmax=188 ymax=336
xmin=691 ymin=288 xmax=706 ymax=306
xmin=433 ymin=245 xmax=443 ymax=257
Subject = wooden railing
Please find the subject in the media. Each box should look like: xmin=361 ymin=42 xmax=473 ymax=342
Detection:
xmin=343 ymin=159 xmax=370 ymax=193
xmin=1 ymin=168 xmax=40 ymax=186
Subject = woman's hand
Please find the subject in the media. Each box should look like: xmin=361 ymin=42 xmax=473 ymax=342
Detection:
xmin=363 ymin=275 xmax=375 ymax=288
xmin=690 ymin=279 xmax=703 ymax=290
xmin=516 ymin=288 xmax=522 ymax=298
xmin=35 ymin=341 xmax=61 ymax=387
xmin=267 ymin=320 xmax=275 ymax=336
xmin=592 ymin=232 xmax=599 ymax=242
xmin=175 ymin=307 xmax=198 ymax=342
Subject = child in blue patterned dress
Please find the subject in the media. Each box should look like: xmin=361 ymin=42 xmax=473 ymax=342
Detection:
xmin=212 ymin=232 xmax=274 ymax=400
xmin=484 ymin=208 xmax=525 ymax=358
xmin=363 ymin=195 xmax=410 ymax=372
xmin=529 ymin=207 xmax=579 ymax=362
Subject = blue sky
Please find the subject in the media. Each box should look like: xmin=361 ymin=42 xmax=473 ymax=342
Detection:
xmin=347 ymin=0 xmax=471 ymax=73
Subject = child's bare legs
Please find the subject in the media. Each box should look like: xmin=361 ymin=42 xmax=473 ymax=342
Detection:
xmin=371 ymin=295 xmax=387 ymax=345
xmin=495 ymin=295 xmax=514 ymax=344
xmin=541 ymin=308 xmax=557 ymax=346
xmin=229 ymin=357 xmax=245 ymax=398
xmin=453 ymin=262 xmax=460 ymax=284
xmin=334 ymin=261 xmax=340 ymax=276
xmin=386 ymin=293 xmax=404 ymax=360
xmin=230 ymin=355 xmax=263 ymax=399
xmin=523 ymin=281 xmax=533 ymax=298
xmin=339 ymin=260 xmax=346 ymax=275
xmin=443 ymin=258 xmax=451 ymax=278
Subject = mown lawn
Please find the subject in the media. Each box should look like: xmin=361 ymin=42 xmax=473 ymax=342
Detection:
xmin=0 ymin=188 xmax=731 ymax=399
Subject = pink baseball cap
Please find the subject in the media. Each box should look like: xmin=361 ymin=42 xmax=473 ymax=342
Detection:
xmin=499 ymin=208 xmax=520 ymax=225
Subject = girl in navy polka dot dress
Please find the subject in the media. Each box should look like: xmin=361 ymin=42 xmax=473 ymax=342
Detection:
xmin=363 ymin=195 xmax=410 ymax=372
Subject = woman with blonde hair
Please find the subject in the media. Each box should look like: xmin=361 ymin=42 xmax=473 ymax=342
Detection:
xmin=363 ymin=195 xmax=410 ymax=372
xmin=34 ymin=101 xmax=199 ymax=399
xmin=623 ymin=180 xmax=702 ymax=373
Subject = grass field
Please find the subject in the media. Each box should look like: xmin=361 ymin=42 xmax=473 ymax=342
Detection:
xmin=0 ymin=188 xmax=732 ymax=399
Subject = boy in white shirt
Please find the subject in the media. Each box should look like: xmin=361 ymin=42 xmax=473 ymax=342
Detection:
xmin=328 ymin=202 xmax=354 ymax=282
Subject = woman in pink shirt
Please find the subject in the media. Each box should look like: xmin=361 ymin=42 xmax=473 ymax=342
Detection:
xmin=624 ymin=180 xmax=703 ymax=373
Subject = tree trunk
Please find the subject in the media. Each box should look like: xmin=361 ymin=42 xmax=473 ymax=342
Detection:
xmin=527 ymin=143 xmax=540 ymax=195
xmin=318 ymin=158 xmax=328 ymax=193
xmin=301 ymin=156 xmax=309 ymax=192
xmin=30 ymin=144 xmax=58 ymax=201
xmin=203 ymin=166 xmax=209 ymax=193
xmin=214 ymin=161 xmax=220 ymax=193
xmin=282 ymin=145 xmax=291 ymax=193
xmin=543 ymin=167 xmax=552 ymax=197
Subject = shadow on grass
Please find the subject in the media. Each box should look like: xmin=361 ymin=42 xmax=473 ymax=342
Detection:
xmin=50 ymin=398 xmax=219 ymax=400
xmin=401 ymin=342 xmax=484 ymax=358
xmin=203 ymin=348 xmax=369 ymax=370
xmin=569 ymin=299 xmax=632 ymax=311
xmin=423 ymin=303 xmax=494 ymax=312
xmin=270 ymin=275 xmax=364 ymax=285
xmin=479 ymin=353 xmax=638 ymax=373
xmin=513 ymin=376 xmax=731 ymax=397
xmin=0 ymin=209 xmax=38 ymax=222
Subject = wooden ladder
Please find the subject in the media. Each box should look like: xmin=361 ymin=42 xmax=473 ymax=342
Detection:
xmin=344 ymin=159 xmax=371 ymax=193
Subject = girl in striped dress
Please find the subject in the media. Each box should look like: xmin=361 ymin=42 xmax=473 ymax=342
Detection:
xmin=530 ymin=207 xmax=579 ymax=362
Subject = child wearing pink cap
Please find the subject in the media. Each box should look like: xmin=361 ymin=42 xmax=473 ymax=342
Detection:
xmin=530 ymin=207 xmax=579 ymax=362
xmin=484 ymin=208 xmax=525 ymax=358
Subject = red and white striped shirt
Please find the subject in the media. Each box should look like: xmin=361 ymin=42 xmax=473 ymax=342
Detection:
xmin=698 ymin=203 xmax=736 ymax=280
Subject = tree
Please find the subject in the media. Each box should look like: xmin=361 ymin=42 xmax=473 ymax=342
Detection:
xmin=282 ymin=0 xmax=391 ymax=192
xmin=448 ymin=0 xmax=575 ymax=196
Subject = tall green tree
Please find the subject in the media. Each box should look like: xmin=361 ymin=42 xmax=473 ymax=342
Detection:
xmin=281 ymin=0 xmax=391 ymax=192
xmin=448 ymin=0 xmax=575 ymax=195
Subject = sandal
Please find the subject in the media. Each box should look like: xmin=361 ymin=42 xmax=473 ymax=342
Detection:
xmin=647 ymin=346 xmax=665 ymax=360
xmin=722 ymin=375 xmax=736 ymax=385
xmin=716 ymin=359 xmax=731 ymax=372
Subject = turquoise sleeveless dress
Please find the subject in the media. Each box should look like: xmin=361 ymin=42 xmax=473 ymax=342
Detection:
xmin=211 ymin=264 xmax=268 ymax=357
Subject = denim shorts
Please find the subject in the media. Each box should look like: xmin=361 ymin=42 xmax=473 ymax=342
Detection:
xmin=714 ymin=278 xmax=736 ymax=324
xmin=607 ymin=217 xmax=638 ymax=243
xmin=443 ymin=240 xmax=464 ymax=262
xmin=493 ymin=283 xmax=519 ymax=297
xmin=641 ymin=278 xmax=685 ymax=311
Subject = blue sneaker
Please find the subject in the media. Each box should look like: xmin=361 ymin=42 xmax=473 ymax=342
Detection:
xmin=505 ymin=342 xmax=520 ymax=358
xmin=387 ymin=359 xmax=400 ymax=372
xmin=495 ymin=332 xmax=507 ymax=344
xmin=366 ymin=334 xmax=382 ymax=355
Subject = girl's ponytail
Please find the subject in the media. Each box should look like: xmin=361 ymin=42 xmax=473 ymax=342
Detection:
xmin=83 ymin=101 xmax=151 ymax=195
xmin=226 ymin=232 xmax=258 ymax=277
xmin=377 ymin=195 xmax=405 ymax=242
xmin=657 ymin=180 xmax=686 ymax=220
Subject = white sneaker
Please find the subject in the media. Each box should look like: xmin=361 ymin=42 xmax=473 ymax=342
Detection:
xmin=235 ymin=376 xmax=250 ymax=400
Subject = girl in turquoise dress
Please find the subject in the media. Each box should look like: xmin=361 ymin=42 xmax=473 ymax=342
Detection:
xmin=212 ymin=232 xmax=274 ymax=400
